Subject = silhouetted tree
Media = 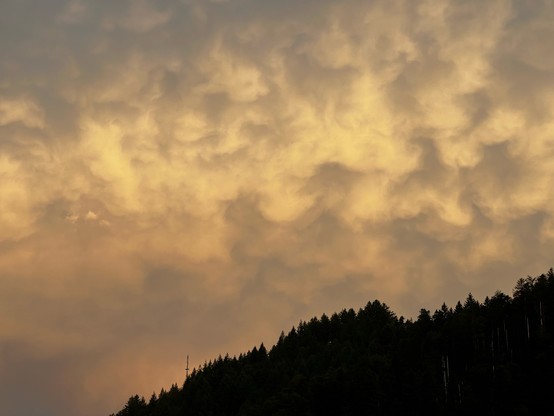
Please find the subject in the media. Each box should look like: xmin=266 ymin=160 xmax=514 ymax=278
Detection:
xmin=111 ymin=269 xmax=554 ymax=416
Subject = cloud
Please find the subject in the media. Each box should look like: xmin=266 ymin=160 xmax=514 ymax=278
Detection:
xmin=1 ymin=0 xmax=554 ymax=415
xmin=85 ymin=210 xmax=97 ymax=220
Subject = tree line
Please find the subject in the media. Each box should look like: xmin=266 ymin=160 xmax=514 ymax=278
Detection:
xmin=111 ymin=268 xmax=554 ymax=415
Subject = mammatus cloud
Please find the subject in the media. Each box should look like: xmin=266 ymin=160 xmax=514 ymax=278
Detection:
xmin=1 ymin=0 xmax=554 ymax=415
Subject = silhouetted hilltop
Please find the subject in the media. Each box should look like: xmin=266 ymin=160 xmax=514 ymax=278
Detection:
xmin=111 ymin=269 xmax=554 ymax=415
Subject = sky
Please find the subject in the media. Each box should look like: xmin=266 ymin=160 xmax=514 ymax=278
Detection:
xmin=1 ymin=0 xmax=554 ymax=414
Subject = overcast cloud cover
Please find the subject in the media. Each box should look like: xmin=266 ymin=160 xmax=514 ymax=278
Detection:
xmin=1 ymin=0 xmax=554 ymax=414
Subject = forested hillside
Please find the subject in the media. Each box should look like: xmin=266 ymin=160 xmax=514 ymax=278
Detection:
xmin=111 ymin=269 xmax=554 ymax=415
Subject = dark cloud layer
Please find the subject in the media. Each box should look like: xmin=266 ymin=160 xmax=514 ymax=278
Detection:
xmin=1 ymin=1 xmax=554 ymax=415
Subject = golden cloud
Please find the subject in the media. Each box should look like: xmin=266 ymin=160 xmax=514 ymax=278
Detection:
xmin=1 ymin=1 xmax=554 ymax=415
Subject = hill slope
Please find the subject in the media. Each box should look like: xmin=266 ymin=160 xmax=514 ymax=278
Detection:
xmin=111 ymin=269 xmax=554 ymax=415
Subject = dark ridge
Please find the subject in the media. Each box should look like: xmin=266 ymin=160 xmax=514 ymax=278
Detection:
xmin=111 ymin=268 xmax=554 ymax=415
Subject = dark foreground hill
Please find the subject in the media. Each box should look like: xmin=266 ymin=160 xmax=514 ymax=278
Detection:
xmin=111 ymin=269 xmax=554 ymax=415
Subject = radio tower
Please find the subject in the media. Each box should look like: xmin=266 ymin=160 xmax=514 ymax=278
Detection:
xmin=186 ymin=355 xmax=190 ymax=379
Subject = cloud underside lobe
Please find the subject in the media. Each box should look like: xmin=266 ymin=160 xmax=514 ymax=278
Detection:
xmin=1 ymin=0 xmax=554 ymax=415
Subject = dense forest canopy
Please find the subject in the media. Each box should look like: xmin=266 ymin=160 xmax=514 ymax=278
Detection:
xmin=112 ymin=269 xmax=554 ymax=415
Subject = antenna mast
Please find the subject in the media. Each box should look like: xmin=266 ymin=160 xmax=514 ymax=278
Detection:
xmin=186 ymin=355 xmax=189 ymax=379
